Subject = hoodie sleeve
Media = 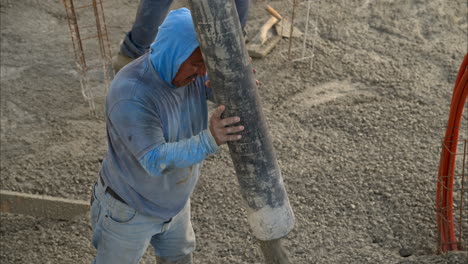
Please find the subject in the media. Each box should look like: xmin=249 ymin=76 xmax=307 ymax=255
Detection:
xmin=140 ymin=129 xmax=218 ymax=177
xmin=108 ymin=99 xmax=218 ymax=178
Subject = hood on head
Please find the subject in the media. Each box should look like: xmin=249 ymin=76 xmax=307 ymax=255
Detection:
xmin=149 ymin=8 xmax=199 ymax=88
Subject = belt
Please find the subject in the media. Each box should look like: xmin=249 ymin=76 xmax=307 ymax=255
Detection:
xmin=98 ymin=175 xmax=172 ymax=224
xmin=100 ymin=175 xmax=127 ymax=205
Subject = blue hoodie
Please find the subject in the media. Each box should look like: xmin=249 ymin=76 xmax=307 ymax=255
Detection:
xmin=149 ymin=8 xmax=200 ymax=88
xmin=100 ymin=8 xmax=218 ymax=220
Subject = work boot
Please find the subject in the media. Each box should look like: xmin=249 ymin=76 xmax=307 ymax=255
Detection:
xmin=156 ymin=253 xmax=192 ymax=264
xmin=112 ymin=52 xmax=136 ymax=73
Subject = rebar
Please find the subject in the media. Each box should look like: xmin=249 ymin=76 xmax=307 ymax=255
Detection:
xmin=62 ymin=0 xmax=113 ymax=114
xmin=287 ymin=0 xmax=297 ymax=60
xmin=281 ymin=0 xmax=317 ymax=69
xmin=301 ymin=0 xmax=312 ymax=58
xmin=437 ymin=127 xmax=468 ymax=252
xmin=458 ymin=139 xmax=466 ymax=249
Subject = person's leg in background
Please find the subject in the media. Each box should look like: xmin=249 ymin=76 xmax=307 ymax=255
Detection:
xmin=235 ymin=0 xmax=250 ymax=30
xmin=113 ymin=0 xmax=251 ymax=72
xmin=120 ymin=0 xmax=173 ymax=59
xmin=113 ymin=0 xmax=173 ymax=72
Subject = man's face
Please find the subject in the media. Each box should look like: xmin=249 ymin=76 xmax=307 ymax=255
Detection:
xmin=172 ymin=47 xmax=207 ymax=87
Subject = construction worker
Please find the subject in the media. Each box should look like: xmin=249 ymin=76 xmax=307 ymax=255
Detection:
xmin=90 ymin=8 xmax=245 ymax=264
xmin=113 ymin=0 xmax=250 ymax=72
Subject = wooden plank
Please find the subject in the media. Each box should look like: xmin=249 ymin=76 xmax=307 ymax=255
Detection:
xmin=265 ymin=5 xmax=283 ymax=20
xmin=249 ymin=16 xmax=279 ymax=46
xmin=247 ymin=35 xmax=282 ymax=58
xmin=0 ymin=189 xmax=89 ymax=220
xmin=265 ymin=5 xmax=303 ymax=38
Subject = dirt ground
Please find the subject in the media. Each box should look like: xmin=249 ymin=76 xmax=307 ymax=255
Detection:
xmin=1 ymin=0 xmax=468 ymax=263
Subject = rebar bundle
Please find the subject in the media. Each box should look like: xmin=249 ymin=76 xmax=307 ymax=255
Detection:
xmin=282 ymin=0 xmax=317 ymax=69
xmin=62 ymin=0 xmax=113 ymax=114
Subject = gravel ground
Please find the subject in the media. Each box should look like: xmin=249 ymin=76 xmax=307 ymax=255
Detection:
xmin=1 ymin=0 xmax=467 ymax=263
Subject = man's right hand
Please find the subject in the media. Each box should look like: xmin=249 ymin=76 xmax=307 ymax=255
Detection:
xmin=209 ymin=105 xmax=244 ymax=146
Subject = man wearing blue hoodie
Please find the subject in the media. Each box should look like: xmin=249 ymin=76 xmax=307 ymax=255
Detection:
xmin=90 ymin=8 xmax=244 ymax=264
xmin=113 ymin=0 xmax=250 ymax=72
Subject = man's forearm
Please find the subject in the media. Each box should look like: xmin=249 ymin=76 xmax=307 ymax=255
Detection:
xmin=139 ymin=129 xmax=218 ymax=177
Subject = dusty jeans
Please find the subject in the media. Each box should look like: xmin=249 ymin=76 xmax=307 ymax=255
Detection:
xmin=90 ymin=180 xmax=195 ymax=264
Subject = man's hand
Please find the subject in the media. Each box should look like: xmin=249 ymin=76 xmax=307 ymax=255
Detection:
xmin=209 ymin=105 xmax=244 ymax=146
